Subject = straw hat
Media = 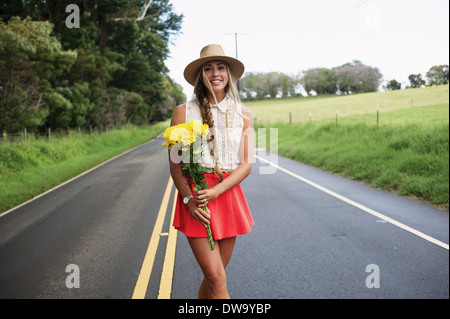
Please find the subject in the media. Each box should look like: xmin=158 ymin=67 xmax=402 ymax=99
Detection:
xmin=183 ymin=44 xmax=245 ymax=86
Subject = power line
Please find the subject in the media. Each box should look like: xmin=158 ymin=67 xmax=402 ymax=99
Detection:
xmin=324 ymin=0 xmax=371 ymax=29
xmin=253 ymin=0 xmax=372 ymax=66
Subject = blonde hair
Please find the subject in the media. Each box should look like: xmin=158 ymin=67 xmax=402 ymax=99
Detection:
xmin=193 ymin=62 xmax=244 ymax=181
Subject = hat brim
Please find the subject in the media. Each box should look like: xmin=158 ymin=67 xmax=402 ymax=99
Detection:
xmin=184 ymin=55 xmax=245 ymax=86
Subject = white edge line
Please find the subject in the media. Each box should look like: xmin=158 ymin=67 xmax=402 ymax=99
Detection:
xmin=0 ymin=138 xmax=159 ymax=219
xmin=255 ymin=154 xmax=449 ymax=251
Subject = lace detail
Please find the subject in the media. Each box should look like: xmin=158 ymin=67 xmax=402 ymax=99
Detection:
xmin=185 ymin=97 xmax=243 ymax=170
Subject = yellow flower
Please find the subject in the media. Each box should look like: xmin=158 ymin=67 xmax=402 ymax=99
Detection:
xmin=162 ymin=121 xmax=209 ymax=149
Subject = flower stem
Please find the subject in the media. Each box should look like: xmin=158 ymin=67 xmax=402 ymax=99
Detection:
xmin=203 ymin=206 xmax=215 ymax=251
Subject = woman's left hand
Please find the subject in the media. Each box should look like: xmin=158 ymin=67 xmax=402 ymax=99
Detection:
xmin=196 ymin=187 xmax=221 ymax=207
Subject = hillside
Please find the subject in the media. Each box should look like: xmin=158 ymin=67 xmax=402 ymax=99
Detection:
xmin=246 ymin=85 xmax=449 ymax=124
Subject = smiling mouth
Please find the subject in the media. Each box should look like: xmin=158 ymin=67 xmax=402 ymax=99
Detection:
xmin=211 ymin=80 xmax=222 ymax=85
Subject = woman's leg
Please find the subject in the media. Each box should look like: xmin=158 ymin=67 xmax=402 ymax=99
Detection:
xmin=197 ymin=237 xmax=236 ymax=298
xmin=188 ymin=236 xmax=236 ymax=299
xmin=218 ymin=237 xmax=237 ymax=269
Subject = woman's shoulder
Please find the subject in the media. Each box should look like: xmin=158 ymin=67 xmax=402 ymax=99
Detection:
xmin=171 ymin=103 xmax=186 ymax=125
xmin=238 ymin=103 xmax=253 ymax=121
xmin=236 ymin=102 xmax=253 ymax=129
xmin=240 ymin=104 xmax=252 ymax=117
xmin=173 ymin=103 xmax=187 ymax=116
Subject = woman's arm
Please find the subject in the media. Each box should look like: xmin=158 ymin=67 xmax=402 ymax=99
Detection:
xmin=196 ymin=106 xmax=254 ymax=206
xmin=169 ymin=104 xmax=211 ymax=227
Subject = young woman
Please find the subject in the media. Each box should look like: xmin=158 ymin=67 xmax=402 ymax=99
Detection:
xmin=168 ymin=44 xmax=254 ymax=299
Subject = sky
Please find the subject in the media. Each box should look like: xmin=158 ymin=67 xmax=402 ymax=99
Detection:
xmin=165 ymin=0 xmax=449 ymax=98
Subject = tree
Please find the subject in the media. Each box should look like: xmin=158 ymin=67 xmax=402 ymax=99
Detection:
xmin=240 ymin=72 xmax=267 ymax=99
xmin=159 ymin=75 xmax=186 ymax=120
xmin=408 ymin=74 xmax=426 ymax=88
xmin=279 ymin=73 xmax=299 ymax=98
xmin=263 ymin=72 xmax=281 ymax=99
xmin=240 ymin=61 xmax=383 ymax=99
xmin=426 ymin=65 xmax=449 ymax=86
xmin=386 ymin=79 xmax=402 ymax=90
xmin=301 ymin=68 xmax=337 ymax=95
xmin=0 ymin=0 xmax=184 ymax=131
xmin=335 ymin=60 xmax=382 ymax=94
xmin=240 ymin=72 xmax=299 ymax=100
xmin=0 ymin=17 xmax=77 ymax=133
xmin=44 ymin=91 xmax=73 ymax=129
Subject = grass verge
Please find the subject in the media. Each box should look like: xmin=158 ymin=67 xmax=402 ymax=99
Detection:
xmin=0 ymin=122 xmax=168 ymax=213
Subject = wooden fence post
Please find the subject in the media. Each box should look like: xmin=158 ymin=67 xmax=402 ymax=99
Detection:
xmin=377 ymin=104 xmax=379 ymax=127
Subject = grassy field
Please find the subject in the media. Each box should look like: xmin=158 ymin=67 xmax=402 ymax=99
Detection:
xmin=249 ymin=85 xmax=449 ymax=209
xmin=0 ymin=122 xmax=168 ymax=213
xmin=247 ymin=84 xmax=449 ymax=124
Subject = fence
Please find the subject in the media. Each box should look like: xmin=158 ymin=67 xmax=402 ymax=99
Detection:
xmin=254 ymin=104 xmax=384 ymax=127
xmin=1 ymin=124 xmax=136 ymax=144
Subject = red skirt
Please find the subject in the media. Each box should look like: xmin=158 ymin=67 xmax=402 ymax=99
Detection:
xmin=173 ymin=172 xmax=254 ymax=240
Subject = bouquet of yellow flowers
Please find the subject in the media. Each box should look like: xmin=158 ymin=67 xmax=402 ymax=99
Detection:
xmin=162 ymin=121 xmax=215 ymax=251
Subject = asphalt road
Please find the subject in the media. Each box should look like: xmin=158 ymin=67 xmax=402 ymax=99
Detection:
xmin=0 ymin=136 xmax=448 ymax=299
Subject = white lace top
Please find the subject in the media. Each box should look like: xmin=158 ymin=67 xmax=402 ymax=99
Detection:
xmin=185 ymin=96 xmax=244 ymax=171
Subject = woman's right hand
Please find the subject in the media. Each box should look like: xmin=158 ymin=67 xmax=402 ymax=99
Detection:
xmin=187 ymin=201 xmax=210 ymax=227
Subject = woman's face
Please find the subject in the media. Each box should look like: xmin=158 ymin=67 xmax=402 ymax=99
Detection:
xmin=202 ymin=61 xmax=229 ymax=94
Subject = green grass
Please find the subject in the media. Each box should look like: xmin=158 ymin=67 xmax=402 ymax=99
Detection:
xmin=250 ymin=86 xmax=449 ymax=209
xmin=247 ymin=84 xmax=449 ymax=124
xmin=0 ymin=122 xmax=168 ymax=213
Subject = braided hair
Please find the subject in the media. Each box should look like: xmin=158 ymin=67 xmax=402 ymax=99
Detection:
xmin=193 ymin=66 xmax=227 ymax=182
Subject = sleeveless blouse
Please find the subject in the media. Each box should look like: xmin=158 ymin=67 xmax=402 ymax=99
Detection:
xmin=185 ymin=97 xmax=244 ymax=171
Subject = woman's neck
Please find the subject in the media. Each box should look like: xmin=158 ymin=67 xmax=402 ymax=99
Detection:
xmin=207 ymin=91 xmax=225 ymax=105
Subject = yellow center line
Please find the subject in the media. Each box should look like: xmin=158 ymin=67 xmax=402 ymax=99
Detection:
xmin=157 ymin=189 xmax=179 ymax=299
xmin=132 ymin=176 xmax=173 ymax=299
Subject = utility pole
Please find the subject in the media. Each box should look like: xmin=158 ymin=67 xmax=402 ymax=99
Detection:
xmin=225 ymin=32 xmax=246 ymax=90
xmin=226 ymin=32 xmax=246 ymax=59
xmin=233 ymin=32 xmax=239 ymax=59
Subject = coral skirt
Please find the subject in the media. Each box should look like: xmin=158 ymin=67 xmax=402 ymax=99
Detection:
xmin=173 ymin=172 xmax=254 ymax=240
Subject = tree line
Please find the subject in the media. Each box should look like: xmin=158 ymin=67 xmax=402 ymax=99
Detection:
xmin=0 ymin=0 xmax=185 ymax=135
xmin=240 ymin=60 xmax=449 ymax=100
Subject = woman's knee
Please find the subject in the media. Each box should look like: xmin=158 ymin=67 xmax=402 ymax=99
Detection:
xmin=205 ymin=270 xmax=227 ymax=291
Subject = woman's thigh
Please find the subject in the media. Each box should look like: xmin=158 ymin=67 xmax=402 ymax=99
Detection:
xmin=187 ymin=236 xmax=237 ymax=276
xmin=187 ymin=237 xmax=225 ymax=279
xmin=217 ymin=237 xmax=236 ymax=269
